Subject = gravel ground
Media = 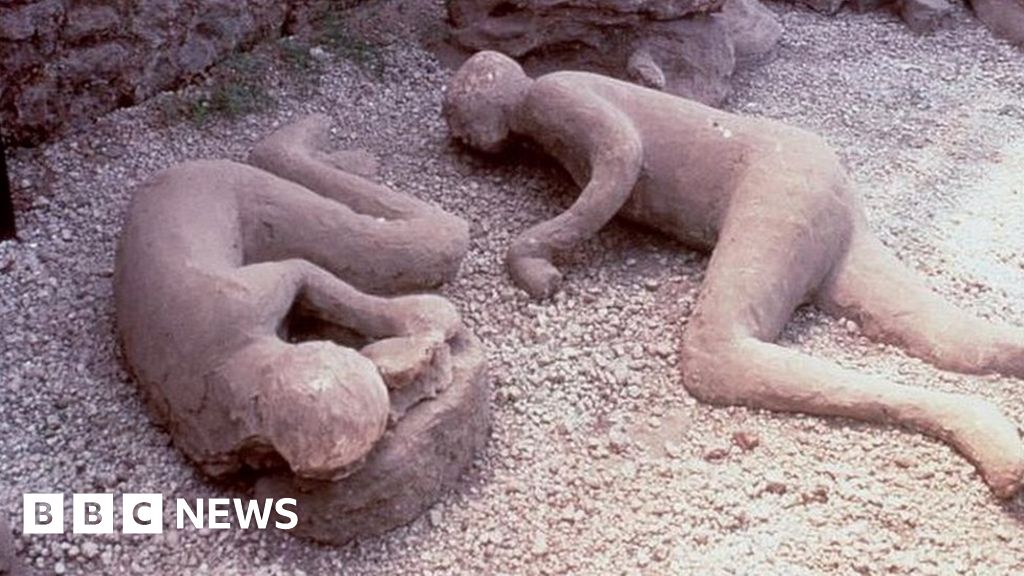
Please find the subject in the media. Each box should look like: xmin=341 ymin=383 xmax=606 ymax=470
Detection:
xmin=2 ymin=1 xmax=1024 ymax=574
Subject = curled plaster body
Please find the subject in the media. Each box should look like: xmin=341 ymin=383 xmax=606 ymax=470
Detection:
xmin=445 ymin=51 xmax=1024 ymax=498
xmin=115 ymin=115 xmax=489 ymax=539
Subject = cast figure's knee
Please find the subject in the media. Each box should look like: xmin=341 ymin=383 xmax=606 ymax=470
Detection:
xmin=400 ymin=215 xmax=470 ymax=286
xmin=433 ymin=213 xmax=471 ymax=277
xmin=249 ymin=114 xmax=329 ymax=163
xmin=679 ymin=328 xmax=744 ymax=406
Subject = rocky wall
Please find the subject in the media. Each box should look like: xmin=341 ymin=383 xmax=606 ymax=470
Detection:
xmin=0 ymin=0 xmax=330 ymax=146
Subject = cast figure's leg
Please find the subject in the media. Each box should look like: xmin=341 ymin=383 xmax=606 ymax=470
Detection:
xmin=245 ymin=114 xmax=470 ymax=293
xmin=678 ymin=176 xmax=1024 ymax=497
xmin=820 ymin=232 xmax=1024 ymax=378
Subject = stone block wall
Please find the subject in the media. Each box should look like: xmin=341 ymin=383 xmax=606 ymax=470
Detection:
xmin=0 ymin=0 xmax=329 ymax=146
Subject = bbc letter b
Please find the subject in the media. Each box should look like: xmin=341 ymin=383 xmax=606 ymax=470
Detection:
xmin=24 ymin=494 xmax=64 ymax=534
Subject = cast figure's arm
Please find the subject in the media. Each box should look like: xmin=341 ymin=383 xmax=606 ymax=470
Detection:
xmin=508 ymin=83 xmax=644 ymax=298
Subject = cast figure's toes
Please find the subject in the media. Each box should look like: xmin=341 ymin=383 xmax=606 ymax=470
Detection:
xmin=943 ymin=397 xmax=1024 ymax=498
xmin=361 ymin=334 xmax=454 ymax=421
xmin=249 ymin=113 xmax=332 ymax=164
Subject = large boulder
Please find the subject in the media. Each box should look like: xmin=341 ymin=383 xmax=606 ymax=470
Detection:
xmin=899 ymin=0 xmax=953 ymax=34
xmin=795 ymin=0 xmax=1013 ymax=39
xmin=970 ymin=0 xmax=1024 ymax=44
xmin=446 ymin=0 xmax=782 ymax=105
xmin=714 ymin=0 xmax=784 ymax=66
xmin=794 ymin=0 xmax=846 ymax=14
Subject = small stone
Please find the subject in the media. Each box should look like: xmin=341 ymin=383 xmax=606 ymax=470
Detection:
xmin=731 ymin=430 xmax=760 ymax=451
xmin=608 ymin=427 xmax=630 ymax=453
xmin=994 ymin=525 xmax=1014 ymax=542
xmin=611 ymin=362 xmax=632 ymax=385
xmin=531 ymin=534 xmax=548 ymax=556
xmin=636 ymin=548 xmax=651 ymax=567
xmin=703 ymin=445 xmax=729 ymax=462
xmin=310 ymin=46 xmax=329 ymax=61
xmin=627 ymin=49 xmax=666 ymax=90
xmin=802 ymin=485 xmax=830 ymax=504
xmin=764 ymin=478 xmax=788 ymax=495
xmin=664 ymin=441 xmax=682 ymax=458
xmin=428 ymin=508 xmax=443 ymax=528
xmin=651 ymin=343 xmax=673 ymax=358
xmin=93 ymin=471 xmax=117 ymax=489
xmin=894 ymin=456 xmax=914 ymax=469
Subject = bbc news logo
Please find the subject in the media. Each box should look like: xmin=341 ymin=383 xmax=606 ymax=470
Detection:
xmin=23 ymin=494 xmax=298 ymax=535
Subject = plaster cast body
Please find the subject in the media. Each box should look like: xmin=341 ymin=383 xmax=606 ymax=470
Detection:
xmin=115 ymin=115 xmax=474 ymax=483
xmin=445 ymin=51 xmax=1024 ymax=497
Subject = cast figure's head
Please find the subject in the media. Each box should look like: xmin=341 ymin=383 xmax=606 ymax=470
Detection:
xmin=443 ymin=51 xmax=531 ymax=153
xmin=258 ymin=341 xmax=389 ymax=480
